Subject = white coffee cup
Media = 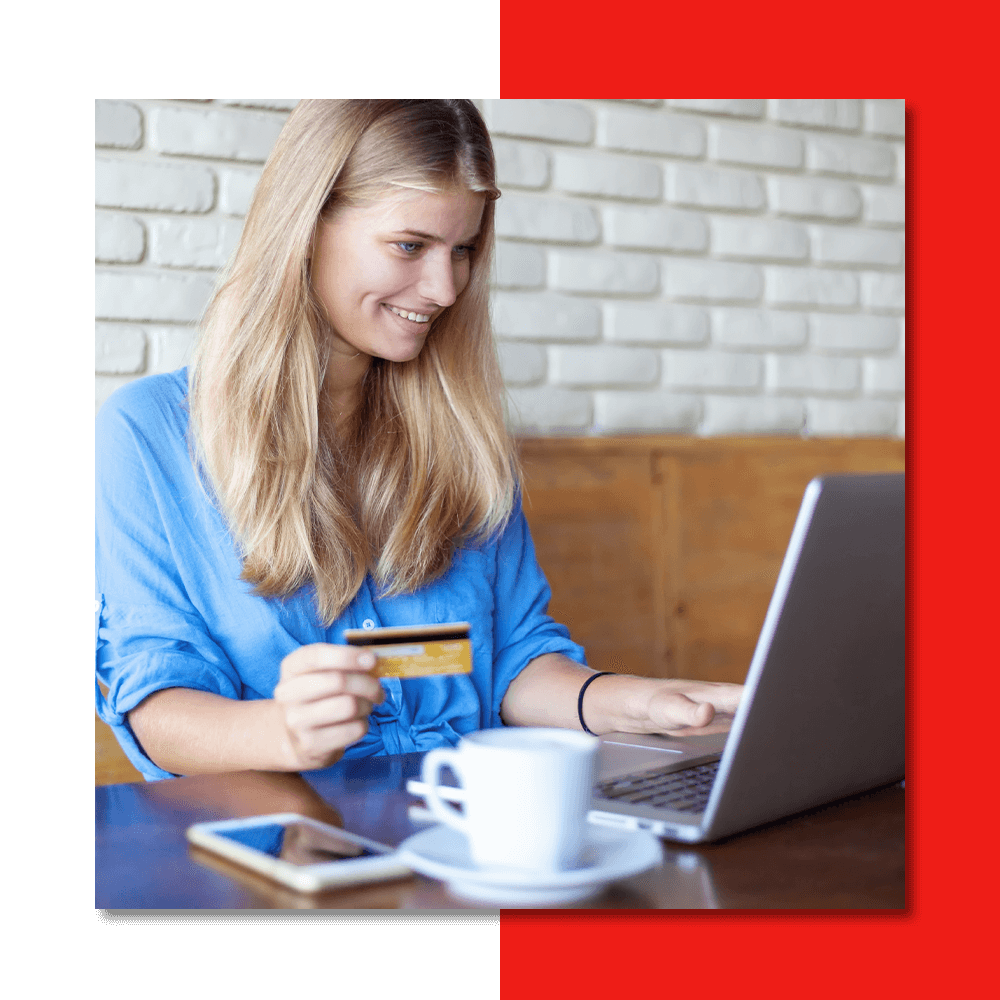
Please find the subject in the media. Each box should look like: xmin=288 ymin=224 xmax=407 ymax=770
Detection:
xmin=420 ymin=727 xmax=599 ymax=873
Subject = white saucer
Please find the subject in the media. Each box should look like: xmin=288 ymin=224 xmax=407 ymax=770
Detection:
xmin=396 ymin=823 xmax=663 ymax=906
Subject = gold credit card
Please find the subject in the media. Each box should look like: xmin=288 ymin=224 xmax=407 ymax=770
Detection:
xmin=343 ymin=622 xmax=472 ymax=679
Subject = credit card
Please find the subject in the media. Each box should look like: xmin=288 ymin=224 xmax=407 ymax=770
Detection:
xmin=343 ymin=622 xmax=472 ymax=679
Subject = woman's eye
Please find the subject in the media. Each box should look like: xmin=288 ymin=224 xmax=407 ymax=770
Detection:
xmin=396 ymin=241 xmax=421 ymax=254
xmin=453 ymin=244 xmax=476 ymax=259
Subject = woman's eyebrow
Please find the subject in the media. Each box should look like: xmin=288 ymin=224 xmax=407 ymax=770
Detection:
xmin=395 ymin=228 xmax=481 ymax=244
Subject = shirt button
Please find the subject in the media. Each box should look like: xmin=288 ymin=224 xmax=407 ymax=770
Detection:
xmin=362 ymin=619 xmax=376 ymax=630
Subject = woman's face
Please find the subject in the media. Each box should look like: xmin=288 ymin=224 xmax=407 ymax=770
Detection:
xmin=311 ymin=185 xmax=486 ymax=367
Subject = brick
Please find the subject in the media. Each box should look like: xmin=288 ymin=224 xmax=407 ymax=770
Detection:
xmin=711 ymin=217 xmax=808 ymax=261
xmin=768 ymin=355 xmax=859 ymax=394
xmin=96 ymin=157 xmax=215 ymax=213
xmin=596 ymin=107 xmax=704 ymax=157
xmin=482 ymin=100 xmax=593 ymax=144
xmin=768 ymin=176 xmax=862 ymax=220
xmin=864 ymin=356 xmax=905 ymax=396
xmin=549 ymin=250 xmax=658 ymax=295
xmin=770 ymin=100 xmax=861 ymax=131
xmin=713 ymin=308 xmax=807 ymax=349
xmin=494 ymin=192 xmax=599 ymax=243
xmin=96 ymin=270 xmax=216 ymax=322
xmin=493 ymin=291 xmax=600 ymax=341
xmin=218 ymin=99 xmax=298 ymax=111
xmin=595 ymin=391 xmax=701 ymax=432
xmin=604 ymin=302 xmax=708 ymax=345
xmin=507 ymin=386 xmax=592 ymax=432
xmin=806 ymin=134 xmax=895 ymax=180
xmin=766 ymin=266 xmax=858 ymax=307
xmin=150 ymin=217 xmax=244 ymax=269
xmin=669 ymin=99 xmax=764 ymax=118
xmin=708 ymin=123 xmax=803 ymax=169
xmin=667 ymin=163 xmax=764 ymax=210
xmin=702 ymin=395 xmax=805 ymax=435
xmin=218 ymin=166 xmax=263 ymax=215
xmin=862 ymin=185 xmax=905 ymax=227
xmin=665 ymin=259 xmax=762 ymax=302
xmin=604 ymin=205 xmax=706 ymax=252
xmin=664 ymin=349 xmax=762 ymax=390
xmin=865 ymin=100 xmax=905 ymax=138
xmin=493 ymin=139 xmax=549 ymax=188
xmin=806 ymin=398 xmax=899 ymax=436
xmin=811 ymin=314 xmax=900 ymax=353
xmin=95 ymin=323 xmax=145 ymax=374
xmin=552 ymin=150 xmax=661 ymax=200
xmin=95 ymin=211 xmax=145 ymax=263
xmin=149 ymin=106 xmax=284 ymax=162
xmin=148 ymin=326 xmax=197 ymax=373
xmin=811 ymin=225 xmax=904 ymax=266
xmin=494 ymin=241 xmax=545 ymax=289
xmin=96 ymin=100 xmax=142 ymax=149
xmin=861 ymin=272 xmax=905 ymax=311
xmin=550 ymin=345 xmax=660 ymax=387
xmin=497 ymin=341 xmax=546 ymax=385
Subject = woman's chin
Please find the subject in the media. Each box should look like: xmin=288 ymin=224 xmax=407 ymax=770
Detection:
xmin=376 ymin=340 xmax=427 ymax=364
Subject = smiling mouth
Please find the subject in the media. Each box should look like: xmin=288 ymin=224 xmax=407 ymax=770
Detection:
xmin=386 ymin=304 xmax=432 ymax=324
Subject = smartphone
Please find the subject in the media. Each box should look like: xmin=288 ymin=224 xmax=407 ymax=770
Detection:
xmin=186 ymin=813 xmax=412 ymax=893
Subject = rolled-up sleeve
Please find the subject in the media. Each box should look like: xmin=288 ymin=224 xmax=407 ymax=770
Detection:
xmin=488 ymin=500 xmax=587 ymax=723
xmin=96 ymin=384 xmax=242 ymax=779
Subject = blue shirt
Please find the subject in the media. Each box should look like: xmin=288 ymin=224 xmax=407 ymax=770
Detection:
xmin=95 ymin=369 xmax=586 ymax=780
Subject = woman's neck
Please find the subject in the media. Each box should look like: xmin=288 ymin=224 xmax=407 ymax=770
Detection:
xmin=322 ymin=346 xmax=371 ymax=432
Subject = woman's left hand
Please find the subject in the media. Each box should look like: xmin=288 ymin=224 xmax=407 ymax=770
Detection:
xmin=640 ymin=678 xmax=743 ymax=736
xmin=500 ymin=653 xmax=744 ymax=736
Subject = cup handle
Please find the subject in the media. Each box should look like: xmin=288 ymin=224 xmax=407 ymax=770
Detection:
xmin=420 ymin=748 xmax=469 ymax=835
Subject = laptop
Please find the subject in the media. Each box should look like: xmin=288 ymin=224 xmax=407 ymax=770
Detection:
xmin=588 ymin=472 xmax=905 ymax=843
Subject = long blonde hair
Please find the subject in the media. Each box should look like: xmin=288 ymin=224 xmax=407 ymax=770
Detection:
xmin=189 ymin=100 xmax=517 ymax=624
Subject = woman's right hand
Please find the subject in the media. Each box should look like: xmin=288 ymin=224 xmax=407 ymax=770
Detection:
xmin=273 ymin=643 xmax=385 ymax=770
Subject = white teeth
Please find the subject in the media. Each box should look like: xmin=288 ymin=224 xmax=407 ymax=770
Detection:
xmin=388 ymin=305 xmax=430 ymax=323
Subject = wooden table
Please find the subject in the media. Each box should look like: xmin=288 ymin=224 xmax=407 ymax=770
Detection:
xmin=96 ymin=752 xmax=905 ymax=910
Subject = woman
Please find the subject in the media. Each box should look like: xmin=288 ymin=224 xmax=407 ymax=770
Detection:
xmin=96 ymin=100 xmax=741 ymax=781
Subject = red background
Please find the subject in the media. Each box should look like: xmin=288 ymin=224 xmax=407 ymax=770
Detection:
xmin=498 ymin=2 xmax=998 ymax=993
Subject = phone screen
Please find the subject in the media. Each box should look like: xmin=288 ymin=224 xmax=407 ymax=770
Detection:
xmin=215 ymin=821 xmax=382 ymax=866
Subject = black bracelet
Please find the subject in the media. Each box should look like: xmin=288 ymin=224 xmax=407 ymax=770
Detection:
xmin=577 ymin=671 xmax=614 ymax=736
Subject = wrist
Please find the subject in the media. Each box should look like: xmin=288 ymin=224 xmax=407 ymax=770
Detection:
xmin=582 ymin=674 xmax=661 ymax=734
xmin=269 ymin=699 xmax=305 ymax=771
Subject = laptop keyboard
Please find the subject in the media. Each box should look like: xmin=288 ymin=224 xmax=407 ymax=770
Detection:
xmin=595 ymin=759 xmax=720 ymax=813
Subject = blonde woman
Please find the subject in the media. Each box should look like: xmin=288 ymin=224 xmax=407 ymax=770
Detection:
xmin=96 ymin=100 xmax=741 ymax=780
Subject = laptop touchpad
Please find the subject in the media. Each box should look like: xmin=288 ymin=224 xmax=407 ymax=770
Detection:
xmin=596 ymin=732 xmax=728 ymax=781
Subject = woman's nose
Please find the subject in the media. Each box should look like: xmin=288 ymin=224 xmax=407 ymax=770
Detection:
xmin=418 ymin=252 xmax=459 ymax=308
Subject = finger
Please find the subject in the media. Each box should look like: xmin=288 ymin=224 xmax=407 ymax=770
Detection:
xmin=700 ymin=683 xmax=743 ymax=712
xmin=275 ymin=668 xmax=385 ymax=707
xmin=291 ymin=718 xmax=369 ymax=766
xmin=669 ymin=680 xmax=743 ymax=713
xmin=690 ymin=701 xmax=715 ymax=727
xmin=652 ymin=691 xmax=716 ymax=731
xmin=281 ymin=643 xmax=377 ymax=679
xmin=284 ymin=693 xmax=376 ymax=733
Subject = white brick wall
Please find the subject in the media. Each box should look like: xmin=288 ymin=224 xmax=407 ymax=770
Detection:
xmin=96 ymin=99 xmax=905 ymax=438
xmin=93 ymin=99 xmax=291 ymax=414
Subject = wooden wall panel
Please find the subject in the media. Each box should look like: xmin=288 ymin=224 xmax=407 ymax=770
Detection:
xmin=519 ymin=436 xmax=905 ymax=685
xmin=520 ymin=451 xmax=660 ymax=676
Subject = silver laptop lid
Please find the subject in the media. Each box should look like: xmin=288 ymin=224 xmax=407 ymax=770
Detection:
xmin=700 ymin=472 xmax=905 ymax=840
